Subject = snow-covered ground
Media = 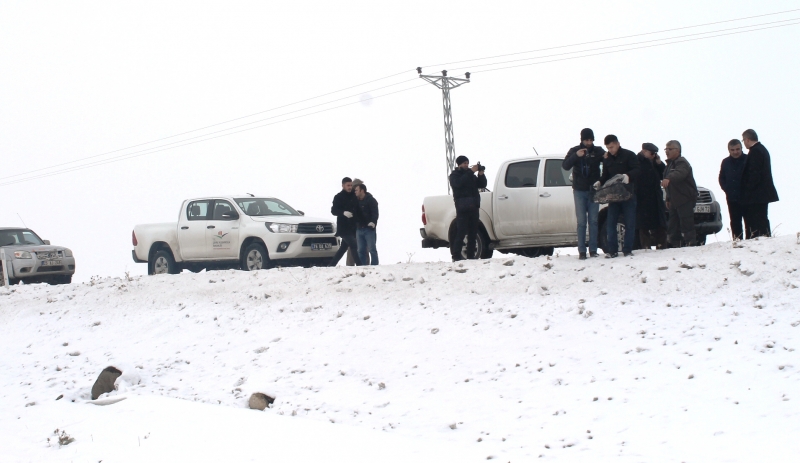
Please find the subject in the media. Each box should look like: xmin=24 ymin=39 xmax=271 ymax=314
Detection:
xmin=2 ymin=236 xmax=799 ymax=462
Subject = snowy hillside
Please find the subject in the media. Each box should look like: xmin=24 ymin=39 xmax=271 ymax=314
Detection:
xmin=1 ymin=236 xmax=799 ymax=462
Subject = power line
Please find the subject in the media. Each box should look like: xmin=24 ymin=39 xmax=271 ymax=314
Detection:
xmin=3 ymin=8 xmax=800 ymax=187
xmin=0 ymin=84 xmax=429 ymax=187
xmin=422 ymin=7 xmax=800 ymax=69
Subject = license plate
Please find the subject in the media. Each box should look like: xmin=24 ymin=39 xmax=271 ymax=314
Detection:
xmin=310 ymin=243 xmax=332 ymax=251
xmin=694 ymin=205 xmax=711 ymax=213
xmin=41 ymin=260 xmax=62 ymax=266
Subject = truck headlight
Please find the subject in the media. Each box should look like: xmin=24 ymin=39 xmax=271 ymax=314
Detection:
xmin=13 ymin=251 xmax=32 ymax=259
xmin=266 ymin=223 xmax=298 ymax=233
xmin=63 ymin=249 xmax=73 ymax=257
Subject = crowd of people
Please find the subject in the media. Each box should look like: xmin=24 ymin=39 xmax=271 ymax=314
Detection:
xmin=563 ymin=127 xmax=779 ymax=259
xmin=329 ymin=177 xmax=380 ymax=266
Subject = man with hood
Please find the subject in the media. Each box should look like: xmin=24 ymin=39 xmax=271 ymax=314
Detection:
xmin=449 ymin=155 xmax=487 ymax=261
xmin=636 ymin=142 xmax=668 ymax=249
xmin=595 ymin=134 xmax=640 ymax=257
xmin=562 ymin=128 xmax=604 ymax=259
xmin=354 ymin=183 xmax=379 ymax=265
xmin=329 ymin=177 xmax=362 ymax=266
xmin=661 ymin=140 xmax=698 ymax=247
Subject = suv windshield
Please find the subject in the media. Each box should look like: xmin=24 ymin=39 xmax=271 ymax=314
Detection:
xmin=0 ymin=229 xmax=45 ymax=247
xmin=235 ymin=198 xmax=300 ymax=216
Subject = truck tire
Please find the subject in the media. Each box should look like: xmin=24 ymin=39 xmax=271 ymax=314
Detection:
xmin=241 ymin=243 xmax=268 ymax=271
xmin=51 ymin=275 xmax=72 ymax=285
xmin=150 ymin=250 xmax=179 ymax=275
xmin=457 ymin=231 xmax=493 ymax=260
xmin=514 ymin=247 xmax=553 ymax=258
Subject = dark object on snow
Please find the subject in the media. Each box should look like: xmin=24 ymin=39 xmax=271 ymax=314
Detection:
xmin=91 ymin=366 xmax=122 ymax=400
xmin=248 ymin=392 xmax=275 ymax=410
xmin=593 ymin=175 xmax=632 ymax=204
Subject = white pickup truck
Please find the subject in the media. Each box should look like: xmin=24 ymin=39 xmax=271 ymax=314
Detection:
xmin=420 ymin=155 xmax=722 ymax=257
xmin=132 ymin=196 xmax=339 ymax=275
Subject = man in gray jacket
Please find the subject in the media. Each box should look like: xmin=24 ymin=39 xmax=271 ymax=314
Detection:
xmin=661 ymin=140 xmax=698 ymax=247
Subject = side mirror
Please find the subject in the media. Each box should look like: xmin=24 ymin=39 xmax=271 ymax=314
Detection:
xmin=44 ymin=240 xmax=51 ymax=245
xmin=298 ymin=210 xmax=305 ymax=216
xmin=221 ymin=212 xmax=239 ymax=220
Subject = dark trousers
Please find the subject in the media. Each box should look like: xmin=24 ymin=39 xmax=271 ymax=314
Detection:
xmin=329 ymin=233 xmax=362 ymax=266
xmin=606 ymin=196 xmax=637 ymax=254
xmin=668 ymin=201 xmax=696 ymax=247
xmin=451 ymin=205 xmax=480 ymax=260
xmin=639 ymin=228 xmax=667 ymax=249
xmin=744 ymin=203 xmax=771 ymax=238
xmin=726 ymin=200 xmax=748 ymax=240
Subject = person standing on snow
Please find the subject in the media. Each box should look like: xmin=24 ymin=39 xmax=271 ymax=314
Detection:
xmin=740 ymin=129 xmax=779 ymax=238
xmin=595 ymin=134 xmax=640 ymax=258
xmin=354 ymin=183 xmax=379 ymax=265
xmin=718 ymin=139 xmax=749 ymax=240
xmin=329 ymin=177 xmax=362 ymax=266
xmin=562 ymin=128 xmax=604 ymax=259
xmin=346 ymin=178 xmax=364 ymax=266
xmin=636 ymin=142 xmax=668 ymax=249
xmin=449 ymin=155 xmax=487 ymax=261
xmin=661 ymin=140 xmax=698 ymax=247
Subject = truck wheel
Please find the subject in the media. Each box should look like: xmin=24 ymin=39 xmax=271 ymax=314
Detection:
xmin=459 ymin=231 xmax=492 ymax=260
xmin=150 ymin=250 xmax=179 ymax=275
xmin=241 ymin=243 xmax=268 ymax=271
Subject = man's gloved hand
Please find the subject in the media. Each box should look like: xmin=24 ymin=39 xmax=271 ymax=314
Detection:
xmin=593 ymin=181 xmax=601 ymax=190
xmin=343 ymin=211 xmax=353 ymax=218
xmin=368 ymin=222 xmax=375 ymax=228
xmin=622 ymin=174 xmax=629 ymax=184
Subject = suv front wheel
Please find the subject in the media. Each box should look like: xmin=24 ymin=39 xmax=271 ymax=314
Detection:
xmin=241 ymin=243 xmax=268 ymax=271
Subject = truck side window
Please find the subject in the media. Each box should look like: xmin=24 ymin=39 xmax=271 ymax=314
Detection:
xmin=186 ymin=200 xmax=211 ymax=221
xmin=212 ymin=200 xmax=236 ymax=220
xmin=543 ymin=159 xmax=572 ymax=187
xmin=505 ymin=161 xmax=539 ymax=188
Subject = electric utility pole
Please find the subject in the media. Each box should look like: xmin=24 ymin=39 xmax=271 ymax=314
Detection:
xmin=417 ymin=67 xmax=470 ymax=194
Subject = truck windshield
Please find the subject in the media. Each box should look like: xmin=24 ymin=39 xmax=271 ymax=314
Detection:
xmin=0 ymin=229 xmax=45 ymax=247
xmin=235 ymin=198 xmax=300 ymax=216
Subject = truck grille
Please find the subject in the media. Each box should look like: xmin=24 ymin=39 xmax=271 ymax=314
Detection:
xmin=697 ymin=190 xmax=712 ymax=204
xmin=36 ymin=251 xmax=62 ymax=259
xmin=298 ymin=223 xmax=334 ymax=234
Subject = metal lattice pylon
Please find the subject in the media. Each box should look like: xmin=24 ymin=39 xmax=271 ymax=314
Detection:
xmin=417 ymin=68 xmax=470 ymax=194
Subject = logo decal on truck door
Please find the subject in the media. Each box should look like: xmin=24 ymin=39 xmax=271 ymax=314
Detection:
xmin=212 ymin=231 xmax=231 ymax=249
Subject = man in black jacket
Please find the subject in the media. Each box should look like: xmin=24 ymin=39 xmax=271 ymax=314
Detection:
xmin=329 ymin=177 xmax=362 ymax=266
xmin=562 ymin=128 xmax=604 ymax=259
xmin=595 ymin=135 xmax=641 ymax=257
xmin=449 ymin=155 xmax=487 ymax=261
xmin=740 ymin=129 xmax=779 ymax=238
xmin=636 ymin=143 xmax=667 ymax=249
xmin=718 ymin=139 xmax=749 ymax=240
xmin=354 ymin=183 xmax=379 ymax=265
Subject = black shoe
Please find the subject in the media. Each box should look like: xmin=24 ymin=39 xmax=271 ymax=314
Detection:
xmin=590 ymin=252 xmax=599 ymax=258
xmin=605 ymin=252 xmax=618 ymax=258
xmin=624 ymin=251 xmax=633 ymax=257
xmin=579 ymin=252 xmax=587 ymax=260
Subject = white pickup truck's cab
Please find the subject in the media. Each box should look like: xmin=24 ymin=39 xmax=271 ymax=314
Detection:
xmin=421 ymin=154 xmax=723 ymax=258
xmin=132 ymin=196 xmax=339 ymax=274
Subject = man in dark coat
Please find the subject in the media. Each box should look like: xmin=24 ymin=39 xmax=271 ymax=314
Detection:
xmin=562 ymin=128 xmax=604 ymax=259
xmin=718 ymin=139 xmax=749 ymax=240
xmin=329 ymin=177 xmax=362 ymax=266
xmin=449 ymin=155 xmax=487 ymax=261
xmin=354 ymin=183 xmax=379 ymax=265
xmin=740 ymin=129 xmax=779 ymax=238
xmin=661 ymin=140 xmax=698 ymax=247
xmin=636 ymin=142 xmax=667 ymax=249
xmin=596 ymin=134 xmax=640 ymax=257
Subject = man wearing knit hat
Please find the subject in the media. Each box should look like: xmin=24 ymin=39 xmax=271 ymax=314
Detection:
xmin=636 ymin=143 xmax=667 ymax=249
xmin=449 ymin=155 xmax=487 ymax=261
xmin=562 ymin=128 xmax=604 ymax=259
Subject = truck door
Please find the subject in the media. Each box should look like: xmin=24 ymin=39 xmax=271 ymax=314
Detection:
xmin=206 ymin=200 xmax=241 ymax=259
xmin=537 ymin=159 xmax=577 ymax=234
xmin=178 ymin=200 xmax=212 ymax=260
xmin=493 ymin=160 xmax=541 ymax=238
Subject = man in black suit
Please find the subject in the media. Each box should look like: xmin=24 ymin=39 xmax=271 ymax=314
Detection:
xmin=740 ymin=129 xmax=779 ymax=238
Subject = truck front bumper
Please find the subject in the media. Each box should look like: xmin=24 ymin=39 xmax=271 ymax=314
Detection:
xmin=6 ymin=256 xmax=76 ymax=280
